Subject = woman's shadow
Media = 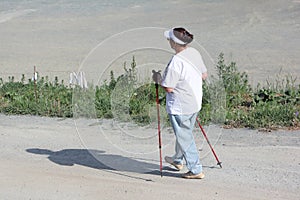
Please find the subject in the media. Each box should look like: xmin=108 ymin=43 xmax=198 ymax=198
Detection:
xmin=26 ymin=148 xmax=178 ymax=179
xmin=27 ymin=148 xmax=113 ymax=170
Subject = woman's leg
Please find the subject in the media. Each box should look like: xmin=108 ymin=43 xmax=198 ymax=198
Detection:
xmin=169 ymin=113 xmax=202 ymax=174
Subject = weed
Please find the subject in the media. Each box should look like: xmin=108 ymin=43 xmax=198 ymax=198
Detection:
xmin=0 ymin=54 xmax=299 ymax=130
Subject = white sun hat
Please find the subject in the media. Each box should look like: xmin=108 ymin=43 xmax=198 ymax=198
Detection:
xmin=164 ymin=28 xmax=186 ymax=45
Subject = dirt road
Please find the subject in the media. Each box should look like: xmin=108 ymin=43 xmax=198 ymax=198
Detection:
xmin=0 ymin=114 xmax=299 ymax=200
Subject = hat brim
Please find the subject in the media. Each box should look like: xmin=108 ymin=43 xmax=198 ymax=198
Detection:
xmin=164 ymin=29 xmax=186 ymax=45
xmin=164 ymin=30 xmax=171 ymax=39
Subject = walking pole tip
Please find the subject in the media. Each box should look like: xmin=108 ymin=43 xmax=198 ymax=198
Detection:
xmin=217 ymin=162 xmax=222 ymax=168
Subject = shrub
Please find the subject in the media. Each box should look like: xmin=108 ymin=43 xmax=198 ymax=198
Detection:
xmin=0 ymin=54 xmax=299 ymax=130
xmin=0 ymin=75 xmax=72 ymax=117
xmin=216 ymin=53 xmax=299 ymax=129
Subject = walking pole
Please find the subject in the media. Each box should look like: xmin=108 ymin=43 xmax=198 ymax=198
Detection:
xmin=196 ymin=118 xmax=222 ymax=168
xmin=155 ymin=83 xmax=163 ymax=177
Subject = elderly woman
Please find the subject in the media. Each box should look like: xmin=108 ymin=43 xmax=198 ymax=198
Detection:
xmin=153 ymin=27 xmax=207 ymax=179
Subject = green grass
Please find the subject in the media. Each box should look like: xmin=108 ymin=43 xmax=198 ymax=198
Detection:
xmin=0 ymin=54 xmax=299 ymax=130
xmin=215 ymin=53 xmax=300 ymax=129
xmin=0 ymin=75 xmax=72 ymax=117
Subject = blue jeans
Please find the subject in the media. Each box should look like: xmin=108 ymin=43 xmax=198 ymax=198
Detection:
xmin=169 ymin=112 xmax=202 ymax=174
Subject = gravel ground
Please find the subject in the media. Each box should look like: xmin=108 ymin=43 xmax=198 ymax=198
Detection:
xmin=0 ymin=114 xmax=299 ymax=200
